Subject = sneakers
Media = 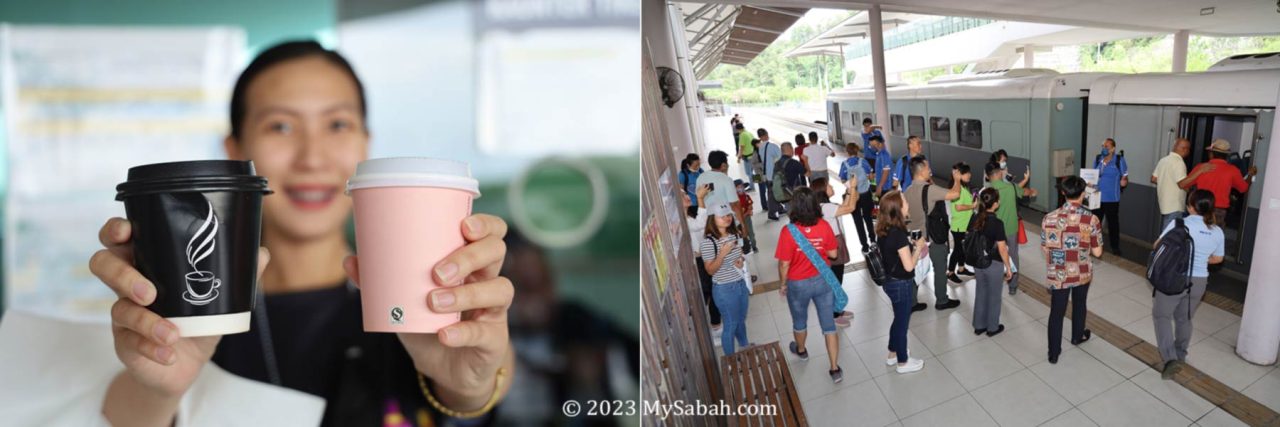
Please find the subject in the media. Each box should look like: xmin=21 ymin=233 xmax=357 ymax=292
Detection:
xmin=712 ymin=325 xmax=723 ymax=347
xmin=1048 ymin=352 xmax=1060 ymax=364
xmin=1162 ymin=360 xmax=1184 ymax=380
xmin=835 ymin=316 xmax=852 ymax=327
xmin=947 ymin=273 xmax=963 ymax=283
xmin=986 ymin=324 xmax=1005 ymax=337
xmin=830 ymin=366 xmax=844 ymax=383
xmin=896 ymin=358 xmax=925 ymax=374
xmin=935 ymin=299 xmax=961 ymax=310
xmin=886 ymin=356 xmax=898 ymax=366
xmin=789 ymin=341 xmax=809 ymax=361
xmin=974 ymin=328 xmax=987 ymax=335
xmin=957 ymin=268 xmax=975 ymax=276
xmin=1009 ymin=287 xmax=1018 ymax=295
xmin=911 ymin=303 xmax=928 ymax=312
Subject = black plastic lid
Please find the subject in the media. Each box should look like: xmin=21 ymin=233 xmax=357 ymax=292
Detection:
xmin=116 ymin=160 xmax=271 ymax=200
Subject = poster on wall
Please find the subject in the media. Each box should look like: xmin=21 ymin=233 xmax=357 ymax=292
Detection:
xmin=642 ymin=217 xmax=669 ymax=297
xmin=1 ymin=25 xmax=245 ymax=319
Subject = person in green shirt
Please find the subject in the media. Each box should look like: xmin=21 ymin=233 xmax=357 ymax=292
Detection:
xmin=947 ymin=162 xmax=976 ymax=283
xmin=985 ymin=161 xmax=1022 ymax=293
xmin=737 ymin=125 xmax=757 ymax=183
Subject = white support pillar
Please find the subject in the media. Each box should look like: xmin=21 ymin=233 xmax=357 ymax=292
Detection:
xmin=1238 ymin=99 xmax=1280 ymax=365
xmin=667 ymin=1 xmax=706 ymax=158
xmin=642 ymin=0 xmax=696 ymax=158
xmin=1022 ymin=45 xmax=1034 ymax=68
xmin=1172 ymin=30 xmax=1189 ymax=73
xmin=868 ymin=4 xmax=890 ymax=137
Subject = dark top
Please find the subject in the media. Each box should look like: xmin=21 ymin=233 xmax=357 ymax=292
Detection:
xmin=969 ymin=215 xmax=1007 ymax=262
xmin=778 ymin=156 xmax=806 ymax=189
xmin=881 ymin=227 xmax=914 ymax=280
xmin=212 ymin=283 xmax=490 ymax=427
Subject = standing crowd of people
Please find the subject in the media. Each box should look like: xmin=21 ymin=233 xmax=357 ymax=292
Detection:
xmin=680 ymin=114 xmax=1244 ymax=384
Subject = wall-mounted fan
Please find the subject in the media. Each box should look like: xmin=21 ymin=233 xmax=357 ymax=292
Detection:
xmin=656 ymin=66 xmax=685 ymax=108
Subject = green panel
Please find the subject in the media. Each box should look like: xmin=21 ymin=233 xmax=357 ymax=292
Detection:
xmin=472 ymin=156 xmax=640 ymax=335
xmin=0 ymin=0 xmax=336 ymax=49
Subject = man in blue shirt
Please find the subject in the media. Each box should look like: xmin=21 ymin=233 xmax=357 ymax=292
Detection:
xmin=838 ymin=142 xmax=876 ymax=246
xmin=868 ymin=135 xmax=894 ymax=196
xmin=1092 ymin=138 xmax=1129 ymax=255
xmin=891 ymin=136 xmax=925 ymax=191
xmin=860 ymin=118 xmax=884 ymax=169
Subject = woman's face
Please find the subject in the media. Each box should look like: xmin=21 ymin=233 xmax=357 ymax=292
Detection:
xmin=690 ymin=159 xmax=701 ymax=170
xmin=715 ymin=214 xmax=733 ymax=229
xmin=225 ymin=56 xmax=370 ymax=241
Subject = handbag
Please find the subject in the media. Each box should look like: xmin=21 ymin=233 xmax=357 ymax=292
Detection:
xmin=826 ymin=204 xmax=852 ymax=266
xmin=786 ymin=224 xmax=848 ymax=312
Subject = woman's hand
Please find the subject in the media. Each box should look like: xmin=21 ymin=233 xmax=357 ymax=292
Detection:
xmin=344 ymin=214 xmax=515 ymax=412
xmin=90 ymin=218 xmax=270 ymax=424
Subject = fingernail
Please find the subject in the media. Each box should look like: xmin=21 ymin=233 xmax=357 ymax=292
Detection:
xmin=156 ymin=346 xmax=174 ymax=365
xmin=132 ymin=282 xmax=152 ymax=304
xmin=432 ymin=290 xmax=456 ymax=308
xmin=464 ymin=217 xmax=483 ymax=235
xmin=435 ymin=263 xmax=458 ymax=284
xmin=154 ymin=323 xmax=175 ymax=345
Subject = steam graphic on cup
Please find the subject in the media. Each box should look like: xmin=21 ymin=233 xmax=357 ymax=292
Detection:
xmin=182 ymin=200 xmax=221 ymax=306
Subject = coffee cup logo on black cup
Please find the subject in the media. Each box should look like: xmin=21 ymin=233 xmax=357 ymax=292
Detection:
xmin=116 ymin=160 xmax=271 ymax=337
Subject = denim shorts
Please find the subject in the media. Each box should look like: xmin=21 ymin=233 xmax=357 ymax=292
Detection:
xmin=786 ymin=275 xmax=836 ymax=334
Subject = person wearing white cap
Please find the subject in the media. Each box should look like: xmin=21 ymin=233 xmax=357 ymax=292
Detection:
xmin=699 ymin=202 xmax=752 ymax=355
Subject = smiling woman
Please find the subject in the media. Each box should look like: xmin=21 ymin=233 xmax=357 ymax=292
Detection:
xmin=82 ymin=41 xmax=517 ymax=426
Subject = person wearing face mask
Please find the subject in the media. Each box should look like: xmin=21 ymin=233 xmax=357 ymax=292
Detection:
xmin=1092 ymin=138 xmax=1128 ymax=256
xmin=80 ymin=41 xmax=516 ymax=426
xmin=989 ymin=149 xmax=1038 ymax=199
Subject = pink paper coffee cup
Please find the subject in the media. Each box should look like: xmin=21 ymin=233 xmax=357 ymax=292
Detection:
xmin=348 ymin=158 xmax=479 ymax=333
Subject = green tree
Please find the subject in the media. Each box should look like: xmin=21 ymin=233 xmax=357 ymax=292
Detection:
xmin=703 ymin=11 xmax=854 ymax=104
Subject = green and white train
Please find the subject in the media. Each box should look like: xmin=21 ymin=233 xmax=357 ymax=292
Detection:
xmin=826 ymin=54 xmax=1279 ymax=275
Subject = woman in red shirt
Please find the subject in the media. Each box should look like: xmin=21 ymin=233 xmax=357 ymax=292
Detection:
xmin=776 ymin=188 xmax=843 ymax=383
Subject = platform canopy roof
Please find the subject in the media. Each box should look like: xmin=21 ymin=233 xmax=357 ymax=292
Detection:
xmin=681 ymin=3 xmax=808 ymax=78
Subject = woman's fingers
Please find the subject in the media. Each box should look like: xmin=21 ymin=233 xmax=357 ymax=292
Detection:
xmin=98 ymin=217 xmax=132 ymax=247
xmin=433 ymin=232 xmax=506 ymax=286
xmin=111 ymin=298 xmax=178 ymax=349
xmin=428 ymin=276 xmax=513 ymax=314
xmin=90 ymin=248 xmax=155 ymax=306
xmin=462 ymin=214 xmax=508 ymax=243
xmin=115 ymin=326 xmax=176 ymax=366
xmin=438 ymin=319 xmax=508 ymax=351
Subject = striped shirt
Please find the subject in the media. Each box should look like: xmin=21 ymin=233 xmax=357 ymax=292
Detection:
xmin=700 ymin=235 xmax=744 ymax=284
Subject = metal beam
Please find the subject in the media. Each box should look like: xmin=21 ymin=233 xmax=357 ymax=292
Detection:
xmin=727 ymin=37 xmax=770 ymax=48
xmin=691 ymin=31 xmax=731 ymax=63
xmin=682 ymin=3 xmax=717 ymax=26
xmin=733 ymin=24 xmax=784 ymax=35
xmin=689 ymin=8 xmax=738 ymax=47
xmin=750 ymin=6 xmax=805 ymax=18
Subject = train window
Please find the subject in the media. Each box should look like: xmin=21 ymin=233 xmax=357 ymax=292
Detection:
xmin=890 ymin=114 xmax=904 ymax=136
xmin=956 ymin=119 xmax=983 ymax=148
xmin=845 ymin=112 xmax=855 ymax=130
xmin=908 ymin=115 xmax=925 ymax=140
xmin=929 ymin=116 xmax=951 ymax=144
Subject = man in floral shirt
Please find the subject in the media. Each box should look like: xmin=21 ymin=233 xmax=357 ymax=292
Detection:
xmin=1040 ymin=176 xmax=1104 ymax=364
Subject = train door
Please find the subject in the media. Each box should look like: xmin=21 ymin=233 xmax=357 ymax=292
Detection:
xmin=1178 ymin=112 xmax=1260 ymax=265
xmin=828 ymin=101 xmax=842 ymax=144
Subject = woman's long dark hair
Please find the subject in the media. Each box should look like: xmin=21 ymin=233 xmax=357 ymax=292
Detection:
xmin=971 ymin=187 xmax=1000 ymax=233
xmin=788 ymin=187 xmax=823 ymax=227
xmin=1189 ymin=189 xmax=1218 ymax=228
xmin=875 ymin=190 xmax=908 ymax=237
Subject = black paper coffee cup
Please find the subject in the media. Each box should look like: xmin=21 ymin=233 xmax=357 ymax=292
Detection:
xmin=116 ymin=160 xmax=271 ymax=337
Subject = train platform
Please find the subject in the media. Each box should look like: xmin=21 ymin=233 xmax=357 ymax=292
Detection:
xmin=692 ymin=108 xmax=1280 ymax=426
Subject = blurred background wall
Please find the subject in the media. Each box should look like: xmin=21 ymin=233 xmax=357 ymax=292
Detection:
xmin=0 ymin=0 xmax=640 ymax=333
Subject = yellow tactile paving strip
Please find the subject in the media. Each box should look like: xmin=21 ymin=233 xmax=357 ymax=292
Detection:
xmin=1016 ymin=275 xmax=1279 ymax=426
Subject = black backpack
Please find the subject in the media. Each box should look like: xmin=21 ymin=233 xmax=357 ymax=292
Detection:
xmin=1147 ymin=218 xmax=1195 ymax=296
xmin=863 ymin=242 xmax=889 ymax=286
xmin=962 ymin=225 xmax=993 ymax=269
xmin=922 ymin=184 xmax=951 ymax=244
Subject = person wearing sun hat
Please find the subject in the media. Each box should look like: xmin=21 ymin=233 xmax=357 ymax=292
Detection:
xmin=1183 ymin=138 xmax=1256 ymax=223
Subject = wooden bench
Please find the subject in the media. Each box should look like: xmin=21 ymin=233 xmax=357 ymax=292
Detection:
xmin=720 ymin=341 xmax=807 ymax=426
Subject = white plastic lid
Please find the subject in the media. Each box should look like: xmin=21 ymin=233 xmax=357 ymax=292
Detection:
xmin=346 ymin=157 xmax=480 ymax=196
